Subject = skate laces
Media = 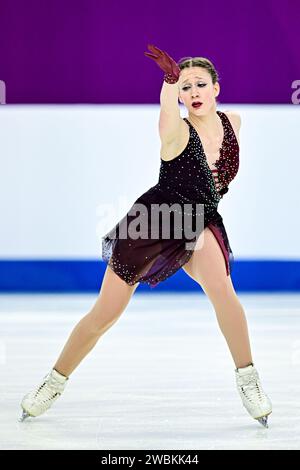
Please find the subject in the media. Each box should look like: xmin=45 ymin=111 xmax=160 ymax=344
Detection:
xmin=237 ymin=369 xmax=266 ymax=403
xmin=32 ymin=371 xmax=67 ymax=408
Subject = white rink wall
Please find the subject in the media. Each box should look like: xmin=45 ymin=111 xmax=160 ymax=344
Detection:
xmin=0 ymin=104 xmax=299 ymax=261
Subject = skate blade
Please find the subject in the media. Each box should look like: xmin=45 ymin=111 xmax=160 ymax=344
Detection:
xmin=256 ymin=414 xmax=270 ymax=428
xmin=19 ymin=410 xmax=31 ymax=422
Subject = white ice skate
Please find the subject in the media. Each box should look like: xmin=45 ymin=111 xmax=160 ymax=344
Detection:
xmin=235 ymin=363 xmax=272 ymax=428
xmin=19 ymin=368 xmax=69 ymax=421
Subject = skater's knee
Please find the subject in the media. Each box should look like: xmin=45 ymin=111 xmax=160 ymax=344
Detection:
xmin=202 ymin=276 xmax=235 ymax=302
xmin=87 ymin=305 xmax=122 ymax=335
xmin=84 ymin=270 xmax=139 ymax=335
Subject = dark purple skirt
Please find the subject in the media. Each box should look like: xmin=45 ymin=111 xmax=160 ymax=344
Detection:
xmin=102 ymin=185 xmax=234 ymax=288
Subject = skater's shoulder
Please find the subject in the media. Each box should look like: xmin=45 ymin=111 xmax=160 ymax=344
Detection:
xmin=222 ymin=110 xmax=241 ymax=147
xmin=222 ymin=110 xmax=241 ymax=129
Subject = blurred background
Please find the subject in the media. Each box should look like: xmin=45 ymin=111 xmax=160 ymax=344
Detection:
xmin=0 ymin=0 xmax=299 ymax=293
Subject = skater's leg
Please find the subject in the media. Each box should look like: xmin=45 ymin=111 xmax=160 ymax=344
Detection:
xmin=182 ymin=227 xmax=272 ymax=427
xmin=53 ymin=266 xmax=139 ymax=377
xmin=19 ymin=266 xmax=139 ymax=420
xmin=182 ymin=227 xmax=253 ymax=369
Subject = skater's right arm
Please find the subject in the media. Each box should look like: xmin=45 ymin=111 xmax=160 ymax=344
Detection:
xmin=159 ymin=81 xmax=181 ymax=145
xmin=144 ymin=44 xmax=181 ymax=146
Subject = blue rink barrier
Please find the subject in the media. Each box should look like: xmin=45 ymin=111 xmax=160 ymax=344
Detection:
xmin=0 ymin=259 xmax=299 ymax=293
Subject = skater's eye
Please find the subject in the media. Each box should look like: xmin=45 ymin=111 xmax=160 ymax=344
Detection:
xmin=182 ymin=83 xmax=206 ymax=91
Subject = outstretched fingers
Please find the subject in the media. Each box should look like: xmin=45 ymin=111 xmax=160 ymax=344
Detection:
xmin=144 ymin=44 xmax=165 ymax=59
xmin=147 ymin=44 xmax=164 ymax=54
xmin=144 ymin=52 xmax=159 ymax=59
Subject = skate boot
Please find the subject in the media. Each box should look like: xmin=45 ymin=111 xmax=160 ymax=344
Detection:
xmin=235 ymin=363 xmax=272 ymax=428
xmin=19 ymin=368 xmax=69 ymax=421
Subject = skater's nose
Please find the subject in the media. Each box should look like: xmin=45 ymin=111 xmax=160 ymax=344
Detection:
xmin=191 ymin=86 xmax=200 ymax=98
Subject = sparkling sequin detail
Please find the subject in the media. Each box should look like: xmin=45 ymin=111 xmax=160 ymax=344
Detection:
xmin=163 ymin=72 xmax=179 ymax=84
xmin=102 ymin=111 xmax=240 ymax=287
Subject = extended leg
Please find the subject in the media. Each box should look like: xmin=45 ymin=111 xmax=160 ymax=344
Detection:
xmin=54 ymin=266 xmax=139 ymax=376
xmin=182 ymin=227 xmax=252 ymax=368
xmin=182 ymin=227 xmax=272 ymax=427
xmin=20 ymin=266 xmax=139 ymax=420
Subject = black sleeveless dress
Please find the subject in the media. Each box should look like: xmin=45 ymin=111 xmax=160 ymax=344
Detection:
xmin=102 ymin=110 xmax=239 ymax=288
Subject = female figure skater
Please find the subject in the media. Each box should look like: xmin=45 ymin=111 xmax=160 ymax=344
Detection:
xmin=20 ymin=44 xmax=272 ymax=427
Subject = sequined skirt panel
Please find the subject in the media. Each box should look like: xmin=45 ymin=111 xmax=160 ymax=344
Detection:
xmin=101 ymin=185 xmax=234 ymax=288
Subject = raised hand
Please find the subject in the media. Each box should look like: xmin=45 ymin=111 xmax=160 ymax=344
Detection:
xmin=144 ymin=44 xmax=180 ymax=84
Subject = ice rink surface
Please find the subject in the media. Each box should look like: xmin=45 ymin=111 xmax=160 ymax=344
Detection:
xmin=0 ymin=292 xmax=299 ymax=450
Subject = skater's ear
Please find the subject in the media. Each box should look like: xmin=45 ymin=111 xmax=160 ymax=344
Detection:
xmin=214 ymin=81 xmax=220 ymax=99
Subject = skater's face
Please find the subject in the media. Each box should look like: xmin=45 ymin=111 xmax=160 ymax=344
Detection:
xmin=178 ymin=67 xmax=220 ymax=114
